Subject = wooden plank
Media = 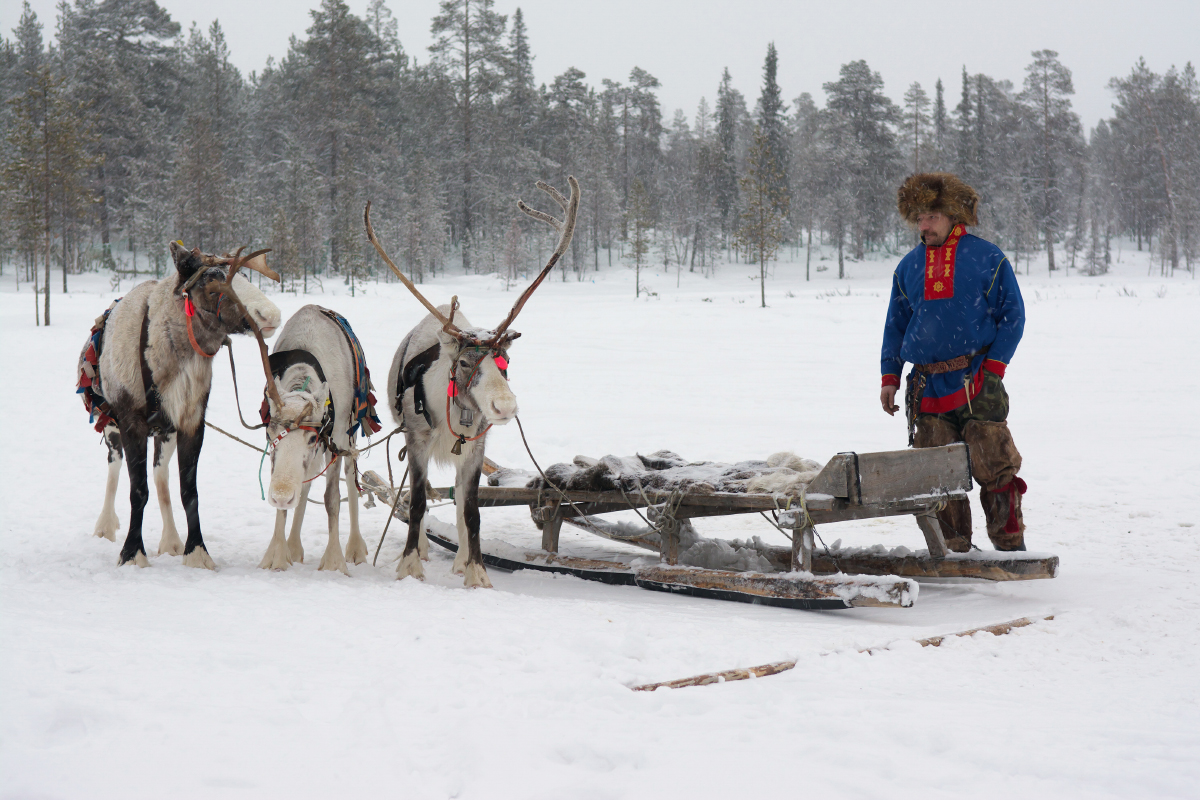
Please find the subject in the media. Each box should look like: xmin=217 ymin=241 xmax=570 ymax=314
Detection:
xmin=805 ymin=454 xmax=854 ymax=499
xmin=635 ymin=565 xmax=915 ymax=609
xmin=856 ymin=443 xmax=972 ymax=505
xmin=660 ymin=518 xmax=680 ymax=565
xmin=754 ymin=545 xmax=1058 ymax=581
xmin=914 ymin=511 xmax=949 ymax=560
xmin=540 ymin=507 xmax=563 ymax=554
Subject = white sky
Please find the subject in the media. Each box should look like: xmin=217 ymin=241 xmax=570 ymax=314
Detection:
xmin=5 ymin=0 xmax=1198 ymax=133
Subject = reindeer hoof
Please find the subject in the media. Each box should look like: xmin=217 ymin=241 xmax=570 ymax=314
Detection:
xmin=94 ymin=514 xmax=119 ymax=541
xmin=451 ymin=554 xmax=467 ymax=575
xmin=396 ymin=550 xmax=425 ymax=581
xmin=462 ymin=562 xmax=492 ymax=589
xmin=158 ymin=527 xmax=183 ymax=557
xmin=345 ymin=532 xmax=369 ymax=565
xmin=118 ymin=550 xmax=150 ymax=568
xmin=182 ymin=547 xmax=216 ymax=570
xmin=258 ymin=540 xmax=293 ymax=571
xmin=318 ymin=544 xmax=349 ymax=576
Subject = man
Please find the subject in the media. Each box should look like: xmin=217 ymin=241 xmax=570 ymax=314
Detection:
xmin=880 ymin=172 xmax=1027 ymax=552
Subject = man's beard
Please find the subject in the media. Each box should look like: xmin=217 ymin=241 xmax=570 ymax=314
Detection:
xmin=921 ymin=231 xmax=948 ymax=247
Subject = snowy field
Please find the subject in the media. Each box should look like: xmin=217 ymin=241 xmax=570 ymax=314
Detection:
xmin=2 ymin=245 xmax=1198 ymax=799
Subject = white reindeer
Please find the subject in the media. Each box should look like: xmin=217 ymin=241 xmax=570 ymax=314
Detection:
xmin=78 ymin=243 xmax=281 ymax=568
xmin=364 ymin=176 xmax=579 ymax=588
xmin=259 ymin=305 xmax=380 ymax=575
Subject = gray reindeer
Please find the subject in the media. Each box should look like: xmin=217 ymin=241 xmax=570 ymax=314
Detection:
xmin=78 ymin=243 xmax=281 ymax=568
xmin=259 ymin=305 xmax=382 ymax=575
xmin=364 ymin=176 xmax=579 ymax=588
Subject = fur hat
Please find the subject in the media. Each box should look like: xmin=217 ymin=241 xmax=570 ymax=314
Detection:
xmin=897 ymin=172 xmax=979 ymax=227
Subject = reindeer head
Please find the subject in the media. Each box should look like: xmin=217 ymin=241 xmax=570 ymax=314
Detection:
xmin=170 ymin=241 xmax=282 ymax=338
xmin=365 ymin=177 xmax=579 ymax=435
xmin=264 ymin=364 xmax=332 ymax=509
xmin=438 ymin=310 xmax=520 ymax=427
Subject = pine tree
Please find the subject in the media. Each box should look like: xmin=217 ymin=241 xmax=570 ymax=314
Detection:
xmin=626 ymin=178 xmax=652 ymax=297
xmin=1019 ymin=49 xmax=1082 ymax=273
xmin=932 ymin=78 xmax=947 ymax=169
xmin=954 ymin=66 xmax=974 ymax=182
xmin=4 ymin=64 xmax=96 ymax=324
xmin=902 ymin=81 xmax=930 ymax=174
xmin=737 ymin=125 xmax=787 ymax=307
xmin=714 ymin=68 xmax=743 ymax=243
xmin=822 ymin=60 xmax=900 ymax=259
xmin=430 ymin=0 xmax=507 ymax=272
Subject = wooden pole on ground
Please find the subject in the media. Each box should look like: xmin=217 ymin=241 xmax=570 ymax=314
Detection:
xmin=630 ymin=616 xmax=1054 ymax=691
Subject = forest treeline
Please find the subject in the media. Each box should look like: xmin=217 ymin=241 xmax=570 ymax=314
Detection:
xmin=3 ymin=0 xmax=1198 ymax=320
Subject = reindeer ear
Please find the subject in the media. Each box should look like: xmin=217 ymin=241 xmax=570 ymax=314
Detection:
xmin=436 ymin=327 xmax=459 ymax=350
xmin=171 ymin=241 xmax=201 ymax=280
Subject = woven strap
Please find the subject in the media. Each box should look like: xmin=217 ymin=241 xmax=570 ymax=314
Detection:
xmin=914 ymin=346 xmax=989 ymax=375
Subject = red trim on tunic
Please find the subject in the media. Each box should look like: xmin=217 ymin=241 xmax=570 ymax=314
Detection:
xmin=882 ymin=374 xmax=901 ymax=388
xmin=920 ymin=365 xmax=984 ymax=414
xmin=984 ymin=359 xmax=1007 ymax=378
xmin=924 ymin=225 xmax=964 ymax=300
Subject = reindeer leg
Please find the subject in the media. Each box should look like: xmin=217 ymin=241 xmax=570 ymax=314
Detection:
xmin=318 ymin=455 xmax=348 ymax=575
xmin=397 ymin=458 xmax=427 ymax=581
xmin=176 ymin=425 xmax=216 ymax=570
xmin=287 ymin=482 xmax=312 ymax=563
xmin=94 ymin=425 xmax=123 ymax=541
xmin=153 ymin=433 xmax=183 ymax=556
xmin=116 ymin=415 xmax=150 ymax=568
xmin=458 ymin=456 xmax=491 ymax=589
xmin=259 ymin=509 xmax=293 ymax=570
xmin=343 ymin=455 xmax=368 ymax=565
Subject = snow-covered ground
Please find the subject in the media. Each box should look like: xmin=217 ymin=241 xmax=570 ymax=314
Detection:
xmin=2 ymin=244 xmax=1198 ymax=799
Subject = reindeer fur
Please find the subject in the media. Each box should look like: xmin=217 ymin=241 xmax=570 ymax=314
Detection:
xmin=262 ymin=305 xmax=369 ymax=575
xmin=82 ymin=242 xmax=280 ymax=568
xmin=387 ymin=305 xmax=518 ymax=588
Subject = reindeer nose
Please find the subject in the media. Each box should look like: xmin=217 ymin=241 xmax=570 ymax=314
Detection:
xmin=490 ymin=397 xmax=518 ymax=421
xmin=269 ymin=484 xmax=297 ymax=509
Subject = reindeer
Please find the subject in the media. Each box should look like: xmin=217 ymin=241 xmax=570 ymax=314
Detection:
xmin=259 ymin=304 xmax=382 ymax=575
xmin=78 ymin=242 xmax=281 ymax=568
xmin=364 ymin=176 xmax=579 ymax=588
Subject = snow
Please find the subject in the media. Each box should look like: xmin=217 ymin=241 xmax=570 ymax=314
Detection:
xmin=2 ymin=248 xmax=1199 ymax=798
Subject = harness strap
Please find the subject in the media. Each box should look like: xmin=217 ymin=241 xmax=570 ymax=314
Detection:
xmin=398 ymin=342 xmax=440 ymax=429
xmin=183 ymin=295 xmax=219 ymax=358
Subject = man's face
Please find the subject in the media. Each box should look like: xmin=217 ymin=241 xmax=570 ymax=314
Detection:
xmin=917 ymin=212 xmax=954 ymax=247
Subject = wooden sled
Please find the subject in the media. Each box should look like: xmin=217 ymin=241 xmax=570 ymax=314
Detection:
xmin=360 ymin=443 xmax=1057 ymax=610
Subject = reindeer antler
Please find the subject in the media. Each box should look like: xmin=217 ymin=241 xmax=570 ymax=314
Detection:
xmin=490 ymin=175 xmax=580 ymax=342
xmin=363 ymin=201 xmax=465 ymax=340
xmin=214 ymin=246 xmax=285 ymax=410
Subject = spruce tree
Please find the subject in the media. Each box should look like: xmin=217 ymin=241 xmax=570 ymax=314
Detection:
xmin=737 ymin=125 xmax=787 ymax=307
xmin=758 ymin=43 xmax=789 ymax=214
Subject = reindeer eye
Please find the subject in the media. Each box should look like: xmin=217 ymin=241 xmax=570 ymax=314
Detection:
xmin=460 ymin=360 xmax=469 ymax=368
xmin=308 ymin=434 xmax=317 ymax=445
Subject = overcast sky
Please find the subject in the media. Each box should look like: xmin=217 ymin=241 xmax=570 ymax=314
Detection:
xmin=5 ymin=0 xmax=1198 ymax=133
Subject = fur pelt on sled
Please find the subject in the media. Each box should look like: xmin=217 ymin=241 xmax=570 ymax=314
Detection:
xmin=491 ymin=449 xmax=823 ymax=499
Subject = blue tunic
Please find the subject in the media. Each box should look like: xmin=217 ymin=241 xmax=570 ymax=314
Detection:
xmin=880 ymin=229 xmax=1025 ymax=413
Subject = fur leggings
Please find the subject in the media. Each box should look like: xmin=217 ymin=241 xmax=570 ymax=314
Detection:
xmin=913 ymin=374 xmax=1026 ymax=551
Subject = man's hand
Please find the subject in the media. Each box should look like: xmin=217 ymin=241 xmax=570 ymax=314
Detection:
xmin=881 ymin=385 xmax=899 ymax=416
